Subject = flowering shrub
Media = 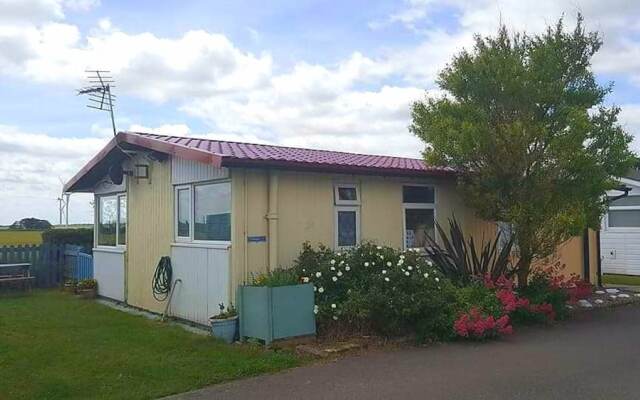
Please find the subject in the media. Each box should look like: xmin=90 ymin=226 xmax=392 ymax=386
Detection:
xmin=454 ymin=307 xmax=513 ymax=339
xmin=293 ymin=242 xmax=458 ymax=341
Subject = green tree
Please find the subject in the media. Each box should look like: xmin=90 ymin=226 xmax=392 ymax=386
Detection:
xmin=410 ymin=16 xmax=635 ymax=284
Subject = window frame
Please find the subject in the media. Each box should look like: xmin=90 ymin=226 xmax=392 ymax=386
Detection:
xmin=174 ymin=185 xmax=192 ymax=242
xmin=402 ymin=184 xmax=436 ymax=251
xmin=334 ymin=205 xmax=360 ymax=249
xmin=174 ymin=180 xmax=232 ymax=245
xmin=334 ymin=183 xmax=360 ymax=206
xmin=606 ymin=205 xmax=640 ymax=231
xmin=95 ymin=192 xmax=127 ymax=249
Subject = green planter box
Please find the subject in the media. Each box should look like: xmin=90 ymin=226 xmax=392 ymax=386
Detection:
xmin=237 ymin=283 xmax=316 ymax=345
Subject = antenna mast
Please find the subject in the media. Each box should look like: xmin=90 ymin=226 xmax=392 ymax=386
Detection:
xmin=77 ymin=70 xmax=117 ymax=136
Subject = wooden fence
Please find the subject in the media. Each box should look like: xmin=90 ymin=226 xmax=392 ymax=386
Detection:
xmin=0 ymin=244 xmax=93 ymax=288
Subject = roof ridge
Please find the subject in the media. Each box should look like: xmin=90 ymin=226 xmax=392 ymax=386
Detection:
xmin=126 ymin=131 xmax=426 ymax=162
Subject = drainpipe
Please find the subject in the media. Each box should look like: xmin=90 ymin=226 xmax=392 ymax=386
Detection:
xmin=596 ymin=229 xmax=602 ymax=287
xmin=582 ymin=229 xmax=591 ymax=283
xmin=266 ymin=170 xmax=279 ymax=272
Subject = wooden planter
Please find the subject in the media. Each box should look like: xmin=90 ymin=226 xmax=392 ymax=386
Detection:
xmin=77 ymin=288 xmax=97 ymax=299
xmin=237 ymin=283 xmax=316 ymax=345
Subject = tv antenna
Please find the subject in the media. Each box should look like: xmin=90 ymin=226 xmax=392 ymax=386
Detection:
xmin=77 ymin=70 xmax=117 ymax=137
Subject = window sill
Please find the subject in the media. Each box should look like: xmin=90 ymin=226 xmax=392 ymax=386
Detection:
xmin=171 ymin=242 xmax=231 ymax=250
xmin=93 ymin=246 xmax=126 ymax=254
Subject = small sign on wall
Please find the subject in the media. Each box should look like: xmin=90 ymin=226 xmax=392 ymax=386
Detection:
xmin=247 ymin=235 xmax=267 ymax=243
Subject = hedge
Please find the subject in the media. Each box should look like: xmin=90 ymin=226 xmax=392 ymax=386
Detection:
xmin=41 ymin=228 xmax=94 ymax=251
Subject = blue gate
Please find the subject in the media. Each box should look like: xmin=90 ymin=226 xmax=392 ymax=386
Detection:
xmin=73 ymin=252 xmax=93 ymax=280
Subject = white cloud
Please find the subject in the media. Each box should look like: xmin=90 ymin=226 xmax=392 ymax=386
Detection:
xmin=0 ymin=125 xmax=106 ymax=224
xmin=127 ymin=123 xmax=191 ymax=137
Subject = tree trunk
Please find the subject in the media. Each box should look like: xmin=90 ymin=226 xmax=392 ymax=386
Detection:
xmin=516 ymin=255 xmax=533 ymax=287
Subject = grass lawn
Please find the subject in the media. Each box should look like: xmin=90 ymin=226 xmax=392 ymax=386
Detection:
xmin=603 ymin=273 xmax=640 ymax=286
xmin=0 ymin=290 xmax=302 ymax=400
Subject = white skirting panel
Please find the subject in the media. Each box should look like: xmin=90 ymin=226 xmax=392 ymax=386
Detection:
xmin=93 ymin=248 xmax=126 ymax=302
xmin=601 ymin=229 xmax=640 ymax=276
xmin=169 ymin=244 xmax=230 ymax=326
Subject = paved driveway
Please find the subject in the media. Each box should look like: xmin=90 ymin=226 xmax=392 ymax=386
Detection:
xmin=168 ymin=305 xmax=640 ymax=400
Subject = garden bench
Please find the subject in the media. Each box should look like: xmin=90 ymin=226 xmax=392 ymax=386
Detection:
xmin=0 ymin=263 xmax=35 ymax=291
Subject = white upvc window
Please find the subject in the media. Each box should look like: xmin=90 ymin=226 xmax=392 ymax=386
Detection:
xmin=606 ymin=206 xmax=640 ymax=230
xmin=174 ymin=180 xmax=231 ymax=244
xmin=402 ymin=185 xmax=436 ymax=250
xmin=96 ymin=193 xmax=127 ymax=247
xmin=334 ymin=183 xmax=360 ymax=248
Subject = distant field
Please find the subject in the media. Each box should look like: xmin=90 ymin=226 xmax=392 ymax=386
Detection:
xmin=0 ymin=230 xmax=43 ymax=246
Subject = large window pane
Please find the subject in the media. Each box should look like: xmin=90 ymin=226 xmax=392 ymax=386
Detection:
xmin=194 ymin=183 xmax=231 ymax=241
xmin=403 ymin=186 xmax=434 ymax=203
xmin=609 ymin=210 xmax=640 ymax=227
xmin=117 ymin=195 xmax=127 ymax=245
xmin=609 ymin=196 xmax=640 ymax=207
xmin=177 ymin=188 xmax=190 ymax=238
xmin=404 ymin=208 xmax=434 ymax=248
xmin=337 ymin=210 xmax=357 ymax=247
xmin=98 ymin=196 xmax=117 ymax=246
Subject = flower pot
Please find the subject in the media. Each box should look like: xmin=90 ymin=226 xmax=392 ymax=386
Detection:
xmin=77 ymin=288 xmax=97 ymax=299
xmin=210 ymin=316 xmax=238 ymax=343
xmin=237 ymin=283 xmax=316 ymax=345
xmin=62 ymin=284 xmax=76 ymax=293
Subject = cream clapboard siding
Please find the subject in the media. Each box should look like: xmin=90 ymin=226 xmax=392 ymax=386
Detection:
xmin=171 ymin=157 xmax=229 ymax=185
xmin=126 ymin=156 xmax=173 ymax=313
xmin=230 ymin=168 xmax=495 ymax=292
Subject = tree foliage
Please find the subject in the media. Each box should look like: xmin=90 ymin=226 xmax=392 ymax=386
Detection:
xmin=10 ymin=218 xmax=52 ymax=230
xmin=410 ymin=16 xmax=635 ymax=282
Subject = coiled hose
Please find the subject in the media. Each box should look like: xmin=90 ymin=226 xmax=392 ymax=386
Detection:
xmin=152 ymin=256 xmax=172 ymax=302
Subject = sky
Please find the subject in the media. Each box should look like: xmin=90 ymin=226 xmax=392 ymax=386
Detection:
xmin=1 ymin=0 xmax=640 ymax=225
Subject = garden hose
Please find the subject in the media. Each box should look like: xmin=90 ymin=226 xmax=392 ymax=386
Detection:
xmin=152 ymin=256 xmax=172 ymax=302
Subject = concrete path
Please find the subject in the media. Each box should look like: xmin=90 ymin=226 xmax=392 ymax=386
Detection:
xmin=167 ymin=305 xmax=640 ymax=400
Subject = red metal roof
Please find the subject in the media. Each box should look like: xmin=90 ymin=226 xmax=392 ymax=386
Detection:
xmin=131 ymin=132 xmax=454 ymax=174
xmin=65 ymin=131 xmax=455 ymax=192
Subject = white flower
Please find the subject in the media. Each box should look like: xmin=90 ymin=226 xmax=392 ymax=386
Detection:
xmin=407 ymin=266 xmax=413 ymax=271
xmin=372 ymin=261 xmax=376 ymax=266
xmin=339 ymin=260 xmax=344 ymax=265
xmin=345 ymin=266 xmax=351 ymax=271
xmin=437 ymin=286 xmax=441 ymax=290
xmin=379 ymin=255 xmax=384 ymax=260
xmin=302 ymin=277 xmax=309 ymax=283
xmin=397 ymin=259 xmax=404 ymax=266
xmin=313 ymin=286 xmax=317 ymax=292
xmin=386 ymin=261 xmax=392 ymax=267
xmin=399 ymin=255 xmax=405 ymax=259
xmin=332 ymin=276 xmax=338 ymax=282
xmin=427 ymin=260 xmax=433 ymax=266
xmin=382 ymin=269 xmax=387 ymax=274
xmin=314 ymin=305 xmax=319 ymax=314
xmin=316 ymin=272 xmax=322 ymax=278
xmin=384 ymin=277 xmax=390 ymax=282
xmin=318 ymin=287 xmax=325 ymax=293
xmin=331 ymin=303 xmax=336 ymax=309
xmin=330 ymin=259 xmax=336 ymax=265
xmin=302 ymin=268 xmax=306 ymax=272
xmin=337 ymin=252 xmax=342 ymax=256
xmin=330 ymin=266 xmax=336 ymax=271
xmin=435 ymin=277 xmax=440 ymax=282
xmin=405 ymin=271 xmax=410 ymax=276
xmin=364 ymin=262 xmax=369 ymax=267
xmin=377 ymin=246 xmax=382 ymax=250
xmin=333 ymin=315 xmax=338 ymax=320
xmin=337 ymin=271 xmax=343 ymax=277
xmin=423 ymin=273 xmax=429 ymax=278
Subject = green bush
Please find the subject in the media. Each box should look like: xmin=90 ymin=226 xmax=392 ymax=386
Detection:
xmin=42 ymin=228 xmax=93 ymax=251
xmin=519 ymin=269 xmax=570 ymax=320
xmin=250 ymin=268 xmax=299 ymax=287
xmin=293 ymin=242 xmax=458 ymax=341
